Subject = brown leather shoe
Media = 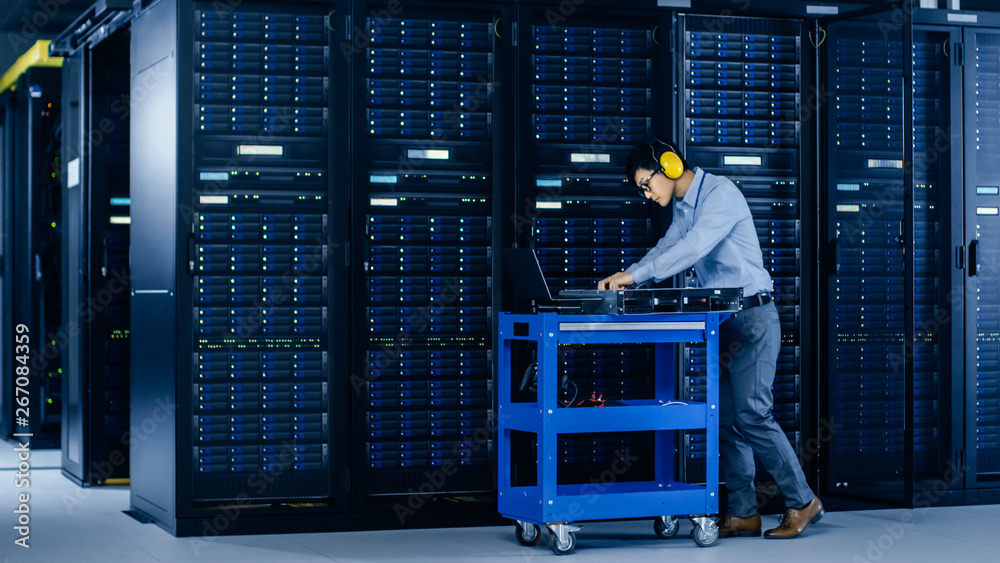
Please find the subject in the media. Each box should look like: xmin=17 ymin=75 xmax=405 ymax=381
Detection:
xmin=763 ymin=496 xmax=824 ymax=539
xmin=717 ymin=513 xmax=762 ymax=538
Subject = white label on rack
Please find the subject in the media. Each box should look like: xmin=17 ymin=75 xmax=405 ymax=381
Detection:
xmin=723 ymin=155 xmax=762 ymax=166
xmin=948 ymin=13 xmax=977 ymax=23
xmin=200 ymin=172 xmax=229 ymax=182
xmin=868 ymin=159 xmax=903 ymax=169
xmin=407 ymin=149 xmax=450 ymax=160
xmin=570 ymin=153 xmax=610 ymax=164
xmin=806 ymin=5 xmax=838 ymax=14
xmin=67 ymin=158 xmax=80 ymax=188
xmin=237 ymin=144 xmax=283 ymax=156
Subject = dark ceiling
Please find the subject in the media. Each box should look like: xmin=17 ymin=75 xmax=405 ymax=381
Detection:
xmin=1 ymin=0 xmax=998 ymax=79
xmin=0 ymin=0 xmax=93 ymax=35
xmin=1 ymin=0 xmax=93 ymax=77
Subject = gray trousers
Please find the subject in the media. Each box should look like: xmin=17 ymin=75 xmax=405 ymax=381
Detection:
xmin=718 ymin=301 xmax=813 ymax=517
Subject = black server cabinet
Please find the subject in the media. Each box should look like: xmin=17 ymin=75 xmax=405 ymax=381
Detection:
xmin=963 ymin=20 xmax=1000 ymax=497
xmin=128 ymin=0 xmax=350 ymax=535
xmin=56 ymin=9 xmax=133 ymax=486
xmin=513 ymin=1 xmax=669 ymax=488
xmin=675 ymin=14 xmax=815 ymax=494
xmin=0 ymin=67 xmax=63 ymax=448
xmin=349 ymin=0 xmax=511 ymax=518
xmin=820 ymin=6 xmax=965 ymax=506
xmin=820 ymin=7 xmax=1000 ymax=506
xmin=822 ymin=13 xmax=909 ymax=505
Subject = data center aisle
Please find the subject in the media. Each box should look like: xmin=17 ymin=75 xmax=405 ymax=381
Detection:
xmin=1 ymin=449 xmax=998 ymax=563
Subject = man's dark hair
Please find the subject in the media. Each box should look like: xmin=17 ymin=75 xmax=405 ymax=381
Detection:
xmin=625 ymin=137 xmax=689 ymax=186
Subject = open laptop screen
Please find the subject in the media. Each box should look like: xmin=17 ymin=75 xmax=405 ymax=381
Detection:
xmin=500 ymin=248 xmax=553 ymax=302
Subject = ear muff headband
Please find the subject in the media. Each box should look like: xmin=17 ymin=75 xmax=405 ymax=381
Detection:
xmin=650 ymin=141 xmax=684 ymax=180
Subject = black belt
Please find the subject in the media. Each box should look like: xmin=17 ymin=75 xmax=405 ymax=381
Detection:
xmin=742 ymin=292 xmax=772 ymax=310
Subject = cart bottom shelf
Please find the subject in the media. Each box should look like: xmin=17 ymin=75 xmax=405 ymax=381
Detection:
xmin=501 ymin=480 xmax=717 ymax=523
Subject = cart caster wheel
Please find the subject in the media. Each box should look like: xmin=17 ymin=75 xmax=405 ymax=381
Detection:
xmin=691 ymin=521 xmax=719 ymax=547
xmin=513 ymin=521 xmax=540 ymax=546
xmin=653 ymin=516 xmax=679 ymax=538
xmin=550 ymin=531 xmax=576 ymax=555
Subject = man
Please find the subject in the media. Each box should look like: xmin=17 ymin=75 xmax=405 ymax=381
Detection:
xmin=599 ymin=138 xmax=823 ymax=539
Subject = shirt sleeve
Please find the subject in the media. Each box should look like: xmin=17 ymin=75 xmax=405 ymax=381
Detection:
xmin=627 ymin=183 xmax=749 ymax=285
xmin=625 ymin=219 xmax=683 ymax=279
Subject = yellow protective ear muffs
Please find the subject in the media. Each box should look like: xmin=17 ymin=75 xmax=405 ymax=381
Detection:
xmin=650 ymin=140 xmax=684 ymax=180
xmin=659 ymin=150 xmax=684 ymax=180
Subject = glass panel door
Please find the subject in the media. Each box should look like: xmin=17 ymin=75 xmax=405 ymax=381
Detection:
xmin=822 ymin=12 xmax=908 ymax=505
xmin=911 ymin=26 xmax=962 ymax=491
xmin=964 ymin=27 xmax=1000 ymax=489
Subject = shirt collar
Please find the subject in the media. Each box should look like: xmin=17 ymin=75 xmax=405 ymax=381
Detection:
xmin=676 ymin=167 xmax=704 ymax=208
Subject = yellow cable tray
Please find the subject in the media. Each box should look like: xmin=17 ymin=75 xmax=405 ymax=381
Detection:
xmin=0 ymin=40 xmax=63 ymax=95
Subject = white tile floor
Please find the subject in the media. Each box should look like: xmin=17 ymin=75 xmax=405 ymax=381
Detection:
xmin=3 ymin=447 xmax=999 ymax=562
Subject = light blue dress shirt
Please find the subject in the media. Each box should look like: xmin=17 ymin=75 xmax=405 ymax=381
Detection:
xmin=625 ymin=167 xmax=773 ymax=296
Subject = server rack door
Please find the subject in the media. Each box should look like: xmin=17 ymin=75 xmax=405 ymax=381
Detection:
xmin=910 ymin=24 xmax=962 ymax=495
xmin=188 ymin=0 xmax=339 ymax=504
xmin=86 ymin=31 xmax=133 ymax=485
xmin=821 ymin=11 xmax=911 ymax=506
xmin=0 ymin=68 xmax=63 ymax=448
xmin=964 ymin=26 xmax=1000 ymax=492
xmin=60 ymin=48 xmax=88 ymax=483
xmin=350 ymin=1 xmax=511 ymax=517
xmin=128 ymin=0 xmax=180 ymax=529
xmin=60 ymin=28 xmax=134 ymax=486
xmin=130 ymin=0 xmax=351 ymax=535
xmin=676 ymin=14 xmax=811 ymax=501
xmin=513 ymin=2 xmax=669 ymax=500
xmin=821 ymin=13 xmax=965 ymax=506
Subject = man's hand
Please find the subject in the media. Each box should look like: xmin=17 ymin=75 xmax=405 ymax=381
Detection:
xmin=598 ymin=271 xmax=635 ymax=290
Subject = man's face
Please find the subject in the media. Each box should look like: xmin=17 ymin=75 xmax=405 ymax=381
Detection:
xmin=633 ymin=167 xmax=674 ymax=207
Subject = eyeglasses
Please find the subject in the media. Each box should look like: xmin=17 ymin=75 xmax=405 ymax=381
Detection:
xmin=636 ymin=170 xmax=660 ymax=196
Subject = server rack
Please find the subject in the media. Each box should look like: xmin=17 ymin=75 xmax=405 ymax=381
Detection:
xmin=0 ymin=66 xmax=63 ymax=449
xmin=822 ymin=9 xmax=910 ymax=506
xmin=513 ymin=1 xmax=671 ymax=488
xmin=349 ymin=0 xmax=512 ymax=516
xmin=128 ymin=0 xmax=351 ymax=535
xmin=819 ymin=4 xmax=970 ymax=506
xmin=961 ymin=16 xmax=1000 ymax=499
xmin=675 ymin=14 xmax=815 ymax=495
xmin=53 ymin=0 xmax=134 ymax=486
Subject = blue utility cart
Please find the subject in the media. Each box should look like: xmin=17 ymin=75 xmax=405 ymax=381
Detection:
xmin=498 ymin=311 xmax=729 ymax=554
